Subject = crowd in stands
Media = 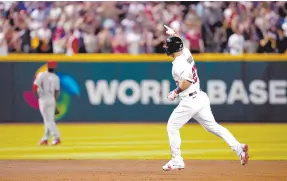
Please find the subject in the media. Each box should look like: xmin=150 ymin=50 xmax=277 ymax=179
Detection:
xmin=0 ymin=1 xmax=286 ymax=56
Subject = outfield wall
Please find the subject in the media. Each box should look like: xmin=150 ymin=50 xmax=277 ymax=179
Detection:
xmin=1 ymin=54 xmax=287 ymax=123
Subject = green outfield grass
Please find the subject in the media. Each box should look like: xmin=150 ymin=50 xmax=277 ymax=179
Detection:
xmin=0 ymin=123 xmax=286 ymax=160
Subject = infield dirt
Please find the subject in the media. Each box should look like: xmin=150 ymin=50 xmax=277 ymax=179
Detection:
xmin=1 ymin=160 xmax=287 ymax=181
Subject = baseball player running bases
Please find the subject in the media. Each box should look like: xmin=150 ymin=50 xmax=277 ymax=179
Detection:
xmin=162 ymin=25 xmax=249 ymax=171
xmin=33 ymin=61 xmax=61 ymax=146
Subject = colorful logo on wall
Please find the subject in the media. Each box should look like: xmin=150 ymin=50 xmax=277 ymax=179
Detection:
xmin=23 ymin=64 xmax=80 ymax=120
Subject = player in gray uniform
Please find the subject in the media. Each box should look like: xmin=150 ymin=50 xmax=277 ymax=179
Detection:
xmin=33 ymin=61 xmax=61 ymax=146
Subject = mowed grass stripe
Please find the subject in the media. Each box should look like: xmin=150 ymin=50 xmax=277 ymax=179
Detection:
xmin=0 ymin=140 xmax=221 ymax=150
xmin=0 ymin=123 xmax=286 ymax=160
xmin=1 ymin=148 xmax=287 ymax=160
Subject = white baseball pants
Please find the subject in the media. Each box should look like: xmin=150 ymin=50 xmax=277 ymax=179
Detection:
xmin=167 ymin=91 xmax=241 ymax=161
xmin=39 ymin=98 xmax=60 ymax=141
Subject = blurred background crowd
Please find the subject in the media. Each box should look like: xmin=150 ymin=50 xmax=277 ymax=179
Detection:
xmin=0 ymin=1 xmax=287 ymax=56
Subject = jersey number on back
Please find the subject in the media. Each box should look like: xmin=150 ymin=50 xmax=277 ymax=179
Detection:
xmin=191 ymin=64 xmax=198 ymax=84
xmin=187 ymin=56 xmax=198 ymax=84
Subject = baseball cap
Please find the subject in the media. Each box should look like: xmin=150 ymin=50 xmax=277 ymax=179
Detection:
xmin=47 ymin=61 xmax=58 ymax=68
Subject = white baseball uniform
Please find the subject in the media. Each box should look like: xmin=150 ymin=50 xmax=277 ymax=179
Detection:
xmin=34 ymin=71 xmax=60 ymax=141
xmin=167 ymin=47 xmax=242 ymax=162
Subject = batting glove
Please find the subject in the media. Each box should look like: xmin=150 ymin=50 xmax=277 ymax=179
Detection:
xmin=167 ymin=90 xmax=178 ymax=101
xmin=164 ymin=25 xmax=175 ymax=36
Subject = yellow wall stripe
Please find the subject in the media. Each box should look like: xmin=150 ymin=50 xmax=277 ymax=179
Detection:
xmin=0 ymin=53 xmax=287 ymax=62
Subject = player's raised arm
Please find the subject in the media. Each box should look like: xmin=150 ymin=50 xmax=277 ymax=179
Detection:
xmin=163 ymin=24 xmax=188 ymax=53
xmin=164 ymin=25 xmax=180 ymax=38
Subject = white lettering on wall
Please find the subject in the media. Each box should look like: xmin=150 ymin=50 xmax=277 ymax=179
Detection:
xmin=118 ymin=80 xmax=141 ymax=105
xmin=85 ymin=80 xmax=118 ymax=105
xmin=86 ymin=79 xmax=287 ymax=105
xmin=249 ymin=80 xmax=267 ymax=105
xmin=207 ymin=80 xmax=227 ymax=105
xmin=269 ymin=80 xmax=287 ymax=104
xmin=141 ymin=80 xmax=161 ymax=105
xmin=227 ymin=80 xmax=249 ymax=104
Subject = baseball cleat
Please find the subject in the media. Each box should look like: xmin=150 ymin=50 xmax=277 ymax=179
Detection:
xmin=51 ymin=138 xmax=61 ymax=146
xmin=240 ymin=144 xmax=249 ymax=165
xmin=162 ymin=160 xmax=185 ymax=171
xmin=38 ymin=140 xmax=48 ymax=145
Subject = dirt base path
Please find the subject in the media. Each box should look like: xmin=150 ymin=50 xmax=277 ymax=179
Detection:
xmin=1 ymin=160 xmax=286 ymax=181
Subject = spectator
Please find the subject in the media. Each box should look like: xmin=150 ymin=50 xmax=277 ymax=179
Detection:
xmin=128 ymin=2 xmax=145 ymax=15
xmin=1 ymin=1 xmax=287 ymax=55
xmin=66 ymin=29 xmax=79 ymax=56
xmin=77 ymin=29 xmax=87 ymax=54
xmin=202 ymin=2 xmax=224 ymax=52
xmin=185 ymin=19 xmax=204 ymax=53
xmin=277 ymin=27 xmax=287 ymax=53
xmin=0 ymin=26 xmax=8 ymax=56
xmin=49 ymin=2 xmax=62 ymax=29
xmin=141 ymin=27 xmax=154 ymax=54
xmin=244 ymin=25 xmax=258 ymax=53
xmin=20 ymin=23 xmax=31 ymax=53
xmin=112 ymin=27 xmax=128 ymax=53
xmin=37 ymin=22 xmax=52 ymax=53
xmin=223 ymin=3 xmax=237 ymax=42
xmin=98 ymin=20 xmax=113 ymax=53
xmin=126 ymin=25 xmax=141 ymax=55
xmin=228 ymin=26 xmax=245 ymax=55
xmin=257 ymin=30 xmax=277 ymax=53
xmin=30 ymin=3 xmax=48 ymax=29
xmin=52 ymin=24 xmax=66 ymax=54
xmin=83 ymin=30 xmax=98 ymax=53
xmin=152 ymin=25 xmax=166 ymax=54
